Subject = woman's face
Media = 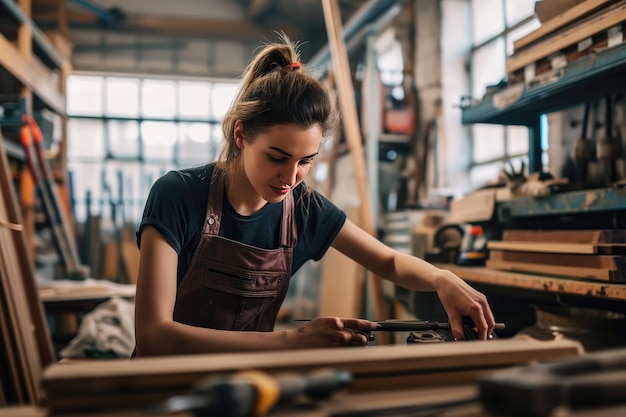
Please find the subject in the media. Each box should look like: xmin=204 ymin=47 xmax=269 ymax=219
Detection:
xmin=236 ymin=123 xmax=322 ymax=203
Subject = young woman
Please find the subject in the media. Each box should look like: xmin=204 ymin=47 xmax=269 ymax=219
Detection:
xmin=133 ymin=36 xmax=496 ymax=357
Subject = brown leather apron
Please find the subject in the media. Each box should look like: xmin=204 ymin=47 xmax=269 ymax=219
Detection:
xmin=172 ymin=166 xmax=296 ymax=331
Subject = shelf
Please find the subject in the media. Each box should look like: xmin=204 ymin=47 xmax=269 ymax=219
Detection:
xmin=461 ymin=42 xmax=626 ymax=126
xmin=438 ymin=264 xmax=626 ymax=302
xmin=496 ymin=187 xmax=626 ymax=220
xmin=0 ymin=0 xmax=65 ymax=70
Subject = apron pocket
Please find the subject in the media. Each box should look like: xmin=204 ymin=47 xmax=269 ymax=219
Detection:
xmin=196 ymin=268 xmax=282 ymax=331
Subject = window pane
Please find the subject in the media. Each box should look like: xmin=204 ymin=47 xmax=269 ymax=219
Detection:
xmin=505 ymin=0 xmax=536 ymax=27
xmin=179 ymin=81 xmax=211 ymax=119
xmin=211 ymin=83 xmax=238 ymax=119
xmin=470 ymin=161 xmax=504 ymax=188
xmin=104 ymin=160 xmax=143 ymax=225
xmin=106 ymin=77 xmax=139 ymax=117
xmin=108 ymin=120 xmax=140 ymax=158
xmin=471 ymin=38 xmax=506 ymax=99
xmin=178 ymin=122 xmax=211 ymax=164
xmin=472 ymin=124 xmax=505 ymax=163
xmin=67 ymin=119 xmax=105 ymax=159
xmin=472 ymin=0 xmax=504 ymax=45
xmin=67 ymin=161 xmax=103 ymax=222
xmin=506 ymin=18 xmax=541 ymax=55
xmin=507 ymin=125 xmax=529 ymax=156
xmin=67 ymin=75 xmax=103 ymax=116
xmin=211 ymin=124 xmax=225 ymax=161
xmin=377 ymin=38 xmax=404 ymax=87
xmin=142 ymin=80 xmax=177 ymax=118
xmin=141 ymin=121 xmax=177 ymax=161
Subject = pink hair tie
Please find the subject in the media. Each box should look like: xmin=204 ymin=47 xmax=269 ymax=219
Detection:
xmin=285 ymin=62 xmax=301 ymax=71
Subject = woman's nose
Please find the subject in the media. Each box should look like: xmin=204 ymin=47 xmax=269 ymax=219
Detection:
xmin=280 ymin=164 xmax=298 ymax=185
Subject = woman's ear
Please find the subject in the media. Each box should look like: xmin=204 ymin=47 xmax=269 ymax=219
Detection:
xmin=233 ymin=121 xmax=245 ymax=150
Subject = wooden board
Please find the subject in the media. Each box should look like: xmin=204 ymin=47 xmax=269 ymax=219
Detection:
xmin=489 ymin=249 xmax=625 ymax=269
xmin=41 ymin=338 xmax=582 ymax=413
xmin=487 ymin=240 xmax=626 ymax=254
xmin=486 ymin=259 xmax=622 ymax=281
xmin=507 ymin=1 xmax=626 ymax=74
xmin=318 ymin=208 xmax=363 ymax=318
xmin=503 ymin=229 xmax=626 ymax=244
xmin=321 ymin=0 xmax=388 ymax=324
xmin=440 ymin=264 xmax=626 ymax=301
xmin=513 ymin=0 xmax=619 ymax=52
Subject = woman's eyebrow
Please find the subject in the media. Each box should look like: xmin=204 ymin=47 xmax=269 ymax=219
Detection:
xmin=269 ymin=146 xmax=318 ymax=159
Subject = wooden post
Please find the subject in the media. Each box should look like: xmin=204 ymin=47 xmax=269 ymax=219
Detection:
xmin=321 ymin=0 xmax=389 ymax=327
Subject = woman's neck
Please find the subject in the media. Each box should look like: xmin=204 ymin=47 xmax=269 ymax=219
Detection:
xmin=224 ymin=161 xmax=267 ymax=216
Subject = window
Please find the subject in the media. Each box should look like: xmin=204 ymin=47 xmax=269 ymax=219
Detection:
xmin=468 ymin=0 xmax=541 ymax=189
xmin=66 ymin=74 xmax=238 ymax=223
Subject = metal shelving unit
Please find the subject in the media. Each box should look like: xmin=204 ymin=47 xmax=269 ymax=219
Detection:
xmin=461 ymin=42 xmax=626 ymax=173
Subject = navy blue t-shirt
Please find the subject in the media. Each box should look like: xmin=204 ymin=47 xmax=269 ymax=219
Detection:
xmin=137 ymin=163 xmax=347 ymax=286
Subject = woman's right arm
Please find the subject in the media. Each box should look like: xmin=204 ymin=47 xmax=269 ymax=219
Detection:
xmin=134 ymin=226 xmax=376 ymax=356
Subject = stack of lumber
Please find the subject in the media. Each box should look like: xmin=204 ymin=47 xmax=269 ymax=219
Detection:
xmin=508 ymin=0 xmax=626 ymax=85
xmin=40 ymin=338 xmax=582 ymax=415
xmin=0 ymin=131 xmax=55 ymax=405
xmin=487 ymin=229 xmax=626 ymax=281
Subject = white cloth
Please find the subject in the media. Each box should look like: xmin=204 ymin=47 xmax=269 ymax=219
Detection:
xmin=59 ymin=297 xmax=135 ymax=359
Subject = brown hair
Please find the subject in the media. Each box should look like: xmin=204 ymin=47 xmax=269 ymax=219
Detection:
xmin=218 ymin=34 xmax=338 ymax=179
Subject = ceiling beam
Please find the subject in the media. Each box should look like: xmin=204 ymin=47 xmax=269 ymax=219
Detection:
xmin=32 ymin=9 xmax=299 ymax=42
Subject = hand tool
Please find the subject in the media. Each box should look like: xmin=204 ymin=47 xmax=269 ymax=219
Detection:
xmin=151 ymin=368 xmax=352 ymax=417
xmin=479 ymin=347 xmax=626 ymax=417
xmin=295 ymin=318 xmax=505 ymax=342
xmin=20 ymin=114 xmax=90 ymax=280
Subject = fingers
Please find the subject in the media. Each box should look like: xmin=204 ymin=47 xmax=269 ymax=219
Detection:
xmin=339 ymin=318 xmax=378 ymax=331
xmin=448 ymin=313 xmax=465 ymax=340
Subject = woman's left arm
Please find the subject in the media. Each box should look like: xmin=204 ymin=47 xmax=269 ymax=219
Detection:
xmin=331 ymin=219 xmax=496 ymax=340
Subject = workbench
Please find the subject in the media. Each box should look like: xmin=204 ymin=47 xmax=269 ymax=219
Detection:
xmin=4 ymin=385 xmax=626 ymax=417
xmin=37 ymin=279 xmax=135 ymax=355
xmin=440 ymin=264 xmax=626 ymax=301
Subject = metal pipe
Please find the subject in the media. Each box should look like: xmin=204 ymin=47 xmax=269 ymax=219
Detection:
xmin=0 ymin=0 xmax=65 ymax=69
xmin=70 ymin=0 xmax=125 ymax=26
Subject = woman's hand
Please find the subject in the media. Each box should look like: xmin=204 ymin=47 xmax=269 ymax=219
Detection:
xmin=433 ymin=270 xmax=496 ymax=341
xmin=287 ymin=317 xmax=377 ymax=348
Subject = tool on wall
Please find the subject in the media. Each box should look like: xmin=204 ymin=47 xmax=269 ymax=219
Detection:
xmin=573 ymin=101 xmax=594 ymax=185
xmin=20 ymin=115 xmax=89 ymax=280
xmin=597 ymin=95 xmax=621 ymax=185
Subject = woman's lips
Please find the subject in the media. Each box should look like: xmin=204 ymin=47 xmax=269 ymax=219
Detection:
xmin=270 ymin=185 xmax=290 ymax=195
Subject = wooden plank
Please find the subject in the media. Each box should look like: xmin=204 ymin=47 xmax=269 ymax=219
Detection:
xmin=507 ymin=1 xmax=626 ymax=74
xmin=319 ymin=207 xmax=363 ymax=317
xmin=441 ymin=264 xmax=626 ymax=301
xmin=513 ymin=0 xmax=619 ymax=52
xmin=486 ymin=259 xmax=619 ymax=281
xmin=0 ymin=33 xmax=64 ymax=114
xmin=41 ymin=338 xmax=581 ymax=413
xmin=0 ymin=131 xmax=54 ymax=404
xmin=489 ymin=249 xmax=625 ymax=269
xmin=321 ymin=0 xmax=388 ymax=325
xmin=487 ymin=240 xmax=626 ymax=254
xmin=503 ymin=229 xmax=626 ymax=244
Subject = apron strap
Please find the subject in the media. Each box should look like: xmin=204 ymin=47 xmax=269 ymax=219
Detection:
xmin=280 ymin=189 xmax=297 ymax=248
xmin=204 ymin=165 xmax=225 ymax=236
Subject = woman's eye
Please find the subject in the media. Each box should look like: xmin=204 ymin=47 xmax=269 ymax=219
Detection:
xmin=268 ymin=155 xmax=285 ymax=163
xmin=299 ymin=159 xmax=313 ymax=166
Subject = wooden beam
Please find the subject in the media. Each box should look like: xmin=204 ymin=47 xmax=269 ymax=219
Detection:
xmin=0 ymin=33 xmax=65 ymax=113
xmin=41 ymin=338 xmax=582 ymax=413
xmin=513 ymin=0 xmax=618 ymax=52
xmin=33 ymin=9 xmax=300 ymax=43
xmin=321 ymin=0 xmax=388 ymax=325
xmin=442 ymin=264 xmax=626 ymax=301
xmin=507 ymin=1 xmax=626 ymax=74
